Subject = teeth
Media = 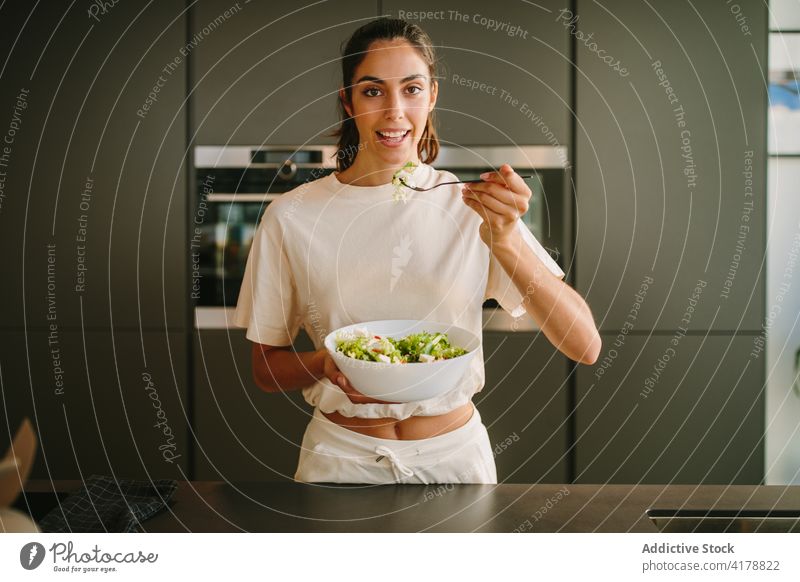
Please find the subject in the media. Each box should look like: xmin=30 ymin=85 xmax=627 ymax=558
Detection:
xmin=378 ymin=130 xmax=408 ymax=138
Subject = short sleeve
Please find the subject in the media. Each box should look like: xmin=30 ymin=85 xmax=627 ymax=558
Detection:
xmin=484 ymin=219 xmax=565 ymax=319
xmin=233 ymin=205 xmax=303 ymax=346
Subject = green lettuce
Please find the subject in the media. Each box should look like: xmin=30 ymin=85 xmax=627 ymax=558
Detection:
xmin=335 ymin=329 xmax=467 ymax=364
xmin=391 ymin=161 xmax=418 ymax=203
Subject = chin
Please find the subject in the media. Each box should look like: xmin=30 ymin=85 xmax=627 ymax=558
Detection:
xmin=386 ymin=152 xmax=413 ymax=165
xmin=376 ymin=145 xmax=412 ymax=160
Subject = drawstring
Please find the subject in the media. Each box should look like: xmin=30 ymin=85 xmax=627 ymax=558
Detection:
xmin=374 ymin=445 xmax=415 ymax=481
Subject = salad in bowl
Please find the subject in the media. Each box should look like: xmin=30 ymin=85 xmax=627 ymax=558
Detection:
xmin=324 ymin=320 xmax=480 ymax=402
xmin=335 ymin=328 xmax=467 ymax=364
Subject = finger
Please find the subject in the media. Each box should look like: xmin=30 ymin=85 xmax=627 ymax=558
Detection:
xmin=338 ymin=376 xmax=356 ymax=392
xmin=462 ymin=193 xmax=506 ymax=223
xmin=481 ymin=164 xmax=531 ymax=198
xmin=324 ymin=358 xmax=347 ymax=388
xmin=463 ymin=185 xmax=517 ymax=218
xmin=340 ymin=382 xmax=385 ymax=404
xmin=465 ymin=181 xmax=527 ymax=213
xmin=323 ymin=355 xmax=336 ymax=379
xmin=322 ymin=354 xmax=395 ymax=403
xmin=330 ymin=368 xmax=400 ymax=404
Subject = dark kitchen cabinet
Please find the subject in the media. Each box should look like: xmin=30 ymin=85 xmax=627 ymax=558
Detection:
xmin=574 ymin=0 xmax=766 ymax=332
xmin=0 ymin=1 xmax=188 ymax=331
xmin=476 ymin=332 xmax=569 ymax=483
xmin=0 ymin=330 xmax=188 ymax=480
xmin=191 ymin=0 xmax=377 ymax=145
xmin=193 ymin=328 xmax=316 ymax=481
xmin=383 ymin=0 xmax=570 ymax=146
xmin=576 ymin=333 xmax=764 ymax=484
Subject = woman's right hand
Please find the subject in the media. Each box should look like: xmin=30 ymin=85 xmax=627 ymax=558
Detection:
xmin=318 ymin=350 xmax=398 ymax=405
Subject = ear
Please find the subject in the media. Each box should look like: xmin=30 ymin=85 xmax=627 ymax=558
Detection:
xmin=339 ymin=87 xmax=353 ymax=118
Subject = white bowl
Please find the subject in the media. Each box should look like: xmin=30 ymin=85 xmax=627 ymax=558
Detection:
xmin=324 ymin=319 xmax=480 ymax=403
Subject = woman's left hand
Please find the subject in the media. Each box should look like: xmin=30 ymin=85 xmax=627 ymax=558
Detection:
xmin=461 ymin=163 xmax=531 ymax=248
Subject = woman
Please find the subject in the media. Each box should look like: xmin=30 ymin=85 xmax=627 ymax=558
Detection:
xmin=235 ymin=18 xmax=601 ymax=484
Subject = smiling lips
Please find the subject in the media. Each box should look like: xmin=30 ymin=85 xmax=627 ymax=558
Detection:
xmin=376 ymin=128 xmax=411 ymax=146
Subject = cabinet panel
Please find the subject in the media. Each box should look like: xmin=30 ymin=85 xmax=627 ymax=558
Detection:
xmin=0 ymin=1 xmax=188 ymax=330
xmin=576 ymin=334 xmax=764 ymax=484
xmin=192 ymin=0 xmax=377 ymax=144
xmin=0 ymin=330 xmax=188 ymax=480
xmin=478 ymin=332 xmax=569 ymax=483
xmin=383 ymin=0 xmax=570 ymax=146
xmin=193 ymin=328 xmax=315 ymax=481
xmin=575 ymin=0 xmax=766 ymax=331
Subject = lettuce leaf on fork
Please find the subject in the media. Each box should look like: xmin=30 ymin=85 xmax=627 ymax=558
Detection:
xmin=391 ymin=161 xmax=418 ymax=204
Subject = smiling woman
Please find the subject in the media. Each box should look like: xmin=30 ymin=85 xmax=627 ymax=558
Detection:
xmin=235 ymin=17 xmax=599 ymax=486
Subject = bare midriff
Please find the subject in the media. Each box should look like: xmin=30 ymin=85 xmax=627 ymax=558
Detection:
xmin=322 ymin=401 xmax=474 ymax=440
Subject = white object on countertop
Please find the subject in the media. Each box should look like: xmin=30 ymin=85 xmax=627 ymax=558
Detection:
xmin=0 ymin=419 xmax=39 ymax=533
xmin=1 ymin=418 xmax=37 ymax=509
xmin=0 ymin=507 xmax=40 ymax=532
xmin=324 ymin=319 xmax=480 ymax=403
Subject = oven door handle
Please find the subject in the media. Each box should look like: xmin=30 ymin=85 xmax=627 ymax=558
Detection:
xmin=205 ymin=193 xmax=283 ymax=202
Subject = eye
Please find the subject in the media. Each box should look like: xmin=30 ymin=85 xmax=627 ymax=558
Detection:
xmin=406 ymin=85 xmax=423 ymax=94
xmin=363 ymin=87 xmax=381 ymax=97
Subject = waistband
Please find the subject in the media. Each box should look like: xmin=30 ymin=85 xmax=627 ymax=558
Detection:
xmin=298 ymin=405 xmax=488 ymax=483
xmin=307 ymin=404 xmax=485 ymax=482
xmin=310 ymin=403 xmax=482 ymax=457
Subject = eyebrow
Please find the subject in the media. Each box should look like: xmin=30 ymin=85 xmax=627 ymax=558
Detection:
xmin=355 ymin=74 xmax=427 ymax=84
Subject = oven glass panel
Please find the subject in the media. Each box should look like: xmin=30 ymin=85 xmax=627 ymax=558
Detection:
xmin=194 ymin=201 xmax=264 ymax=307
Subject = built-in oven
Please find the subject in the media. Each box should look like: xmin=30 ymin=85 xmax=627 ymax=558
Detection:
xmin=192 ymin=145 xmax=569 ymax=331
xmin=191 ymin=146 xmax=337 ymax=312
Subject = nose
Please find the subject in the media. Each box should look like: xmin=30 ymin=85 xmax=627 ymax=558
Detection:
xmin=383 ymin=89 xmax=404 ymax=120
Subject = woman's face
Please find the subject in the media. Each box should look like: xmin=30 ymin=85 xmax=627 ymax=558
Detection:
xmin=341 ymin=38 xmax=438 ymax=170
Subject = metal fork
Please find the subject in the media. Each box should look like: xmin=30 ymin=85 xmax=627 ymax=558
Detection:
xmin=399 ymin=175 xmax=534 ymax=192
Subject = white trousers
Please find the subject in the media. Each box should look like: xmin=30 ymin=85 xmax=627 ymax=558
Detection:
xmin=294 ymin=403 xmax=497 ymax=484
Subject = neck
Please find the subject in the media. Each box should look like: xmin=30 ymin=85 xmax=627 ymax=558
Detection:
xmin=337 ymin=154 xmax=420 ymax=187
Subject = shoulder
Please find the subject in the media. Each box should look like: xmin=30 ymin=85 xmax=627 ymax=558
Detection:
xmin=273 ymin=172 xmax=334 ymax=209
xmin=262 ymin=173 xmax=334 ymax=224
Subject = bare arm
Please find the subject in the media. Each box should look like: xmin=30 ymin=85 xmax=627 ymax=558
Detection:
xmin=462 ymin=163 xmax=601 ymax=365
xmin=251 ymin=342 xmax=398 ymax=404
xmin=490 ymin=233 xmax=601 ymax=365
xmin=251 ymin=343 xmax=327 ymax=393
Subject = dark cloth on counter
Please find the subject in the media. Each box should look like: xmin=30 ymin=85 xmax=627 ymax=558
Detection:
xmin=37 ymin=475 xmax=177 ymax=533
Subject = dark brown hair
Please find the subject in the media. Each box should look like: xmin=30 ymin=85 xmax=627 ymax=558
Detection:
xmin=331 ymin=17 xmax=440 ymax=172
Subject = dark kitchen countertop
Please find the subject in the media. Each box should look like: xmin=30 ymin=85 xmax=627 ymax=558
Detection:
xmin=17 ymin=480 xmax=800 ymax=533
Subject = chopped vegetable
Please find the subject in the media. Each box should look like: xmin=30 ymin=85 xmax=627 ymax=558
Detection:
xmin=335 ymin=328 xmax=467 ymax=363
xmin=391 ymin=161 xmax=418 ymax=203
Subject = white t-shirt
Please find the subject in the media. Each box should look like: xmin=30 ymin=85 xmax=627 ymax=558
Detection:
xmin=234 ymin=162 xmax=565 ymax=420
